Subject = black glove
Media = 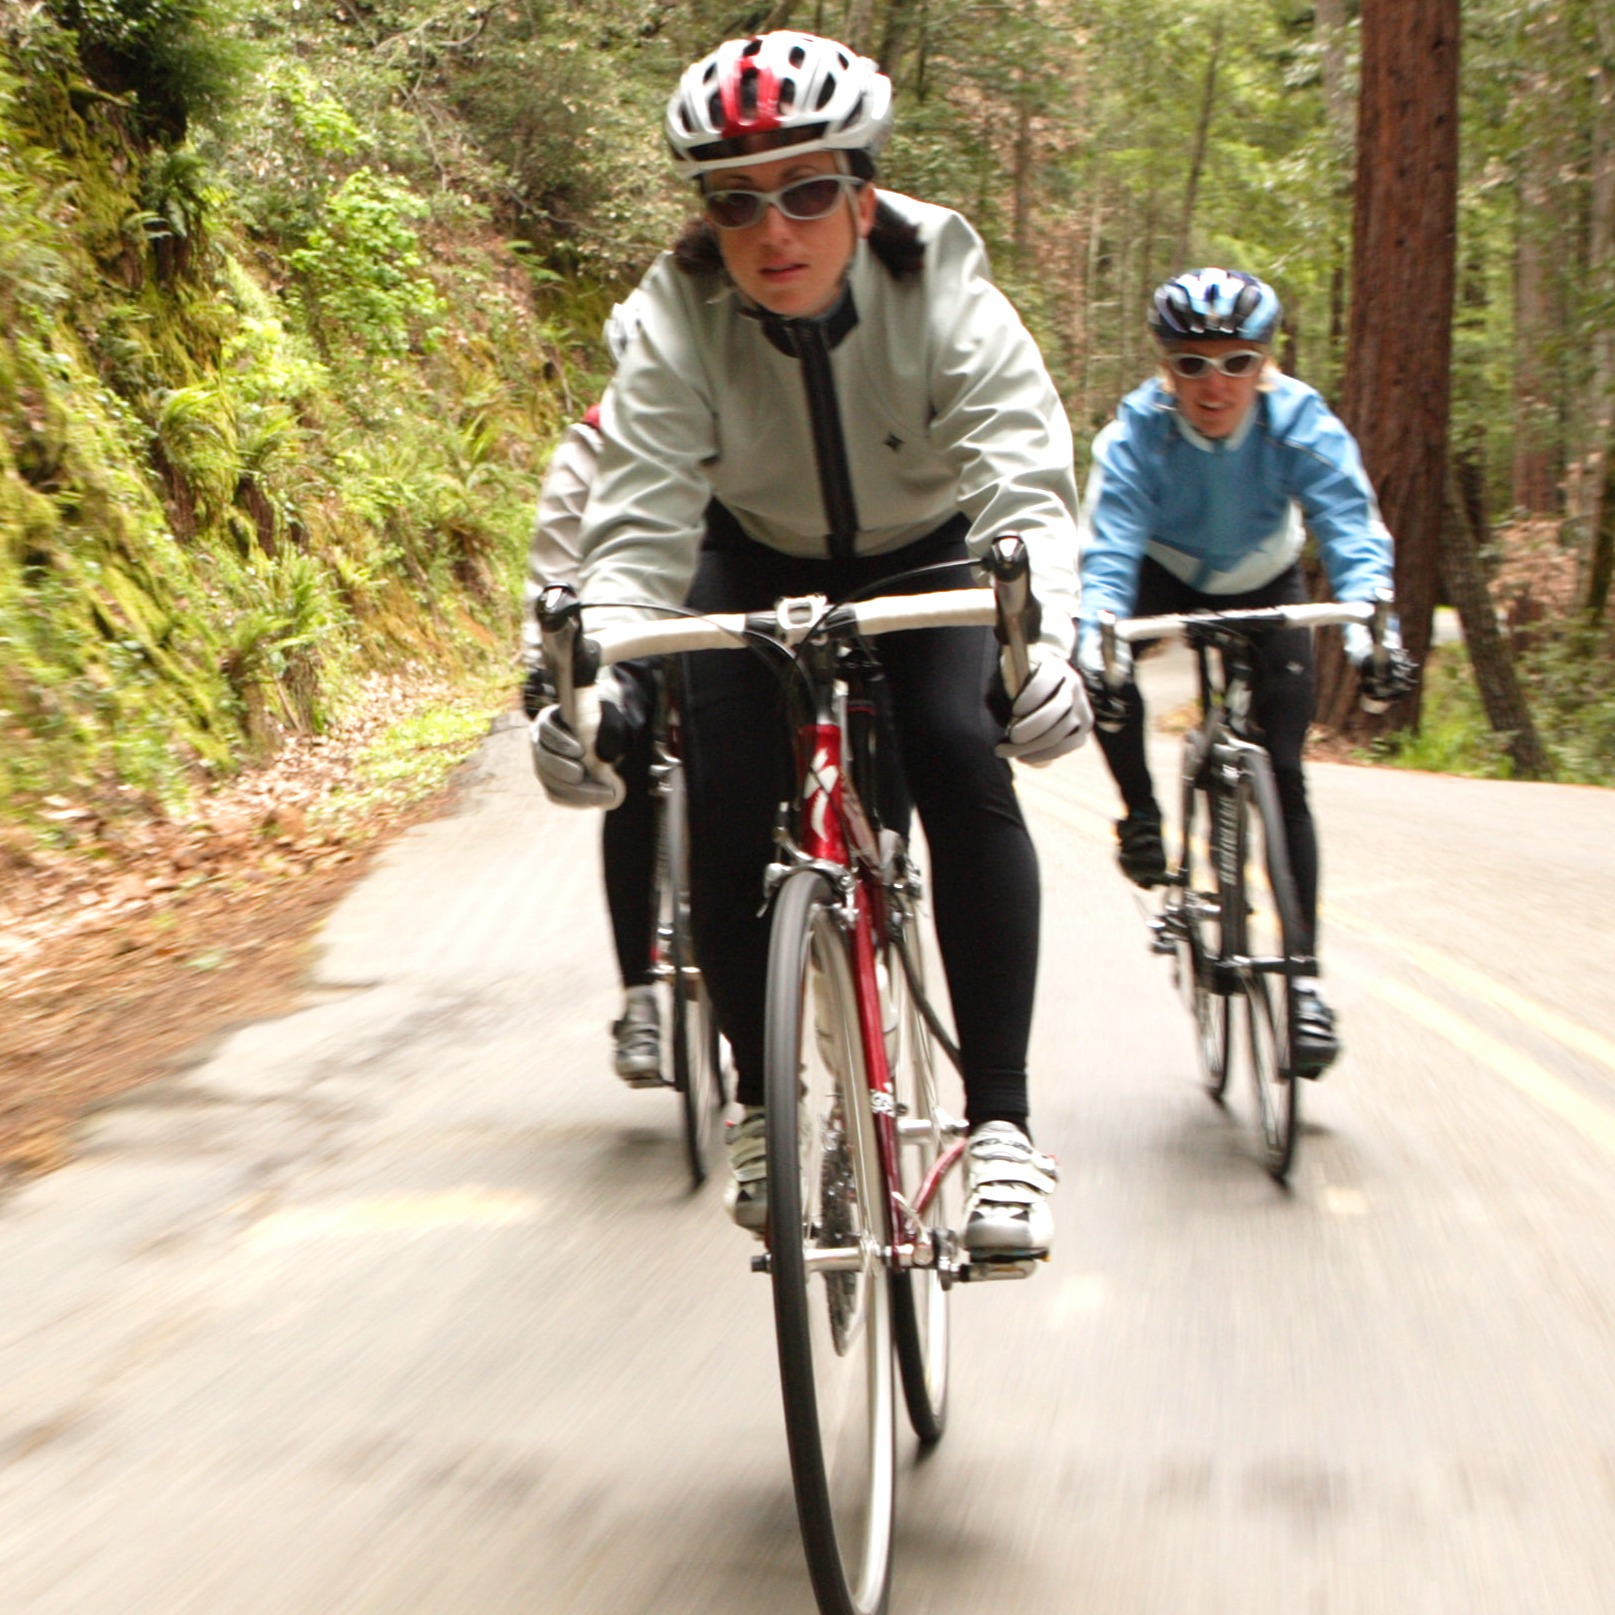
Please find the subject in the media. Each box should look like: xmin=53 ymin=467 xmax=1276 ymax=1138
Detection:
xmin=1359 ymin=647 xmax=1418 ymax=712
xmin=1079 ymin=668 xmax=1130 ymax=734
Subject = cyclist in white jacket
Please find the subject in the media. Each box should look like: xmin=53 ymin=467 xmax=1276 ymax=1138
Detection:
xmin=520 ymin=305 xmax=664 ymax=1084
xmin=534 ymin=32 xmax=1089 ymax=1259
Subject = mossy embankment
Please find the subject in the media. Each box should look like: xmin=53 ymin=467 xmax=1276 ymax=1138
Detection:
xmin=0 ymin=7 xmax=616 ymax=839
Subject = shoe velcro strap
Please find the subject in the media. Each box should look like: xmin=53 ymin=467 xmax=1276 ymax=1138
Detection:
xmin=728 ymin=1121 xmax=768 ymax=1181
xmin=968 ymin=1178 xmax=1050 ymax=1209
xmin=969 ymin=1144 xmax=1058 ymax=1186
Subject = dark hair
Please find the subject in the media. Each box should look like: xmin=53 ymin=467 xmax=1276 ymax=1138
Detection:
xmin=672 ymin=193 xmax=924 ymax=285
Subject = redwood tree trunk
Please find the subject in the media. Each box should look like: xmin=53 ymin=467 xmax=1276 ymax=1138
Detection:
xmin=1319 ymin=0 xmax=1460 ymax=735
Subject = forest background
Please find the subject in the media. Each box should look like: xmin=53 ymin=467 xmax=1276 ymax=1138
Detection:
xmin=2 ymin=0 xmax=1613 ymax=857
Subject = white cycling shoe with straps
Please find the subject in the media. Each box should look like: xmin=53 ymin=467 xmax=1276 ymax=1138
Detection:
xmin=963 ymin=1121 xmax=1058 ymax=1261
xmin=724 ymin=1106 xmax=768 ymax=1235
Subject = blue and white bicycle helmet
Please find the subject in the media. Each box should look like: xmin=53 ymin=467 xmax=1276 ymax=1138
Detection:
xmin=1149 ymin=268 xmax=1282 ymax=344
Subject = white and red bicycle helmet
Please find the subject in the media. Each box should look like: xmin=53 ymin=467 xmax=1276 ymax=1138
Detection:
xmin=665 ymin=32 xmax=894 ymax=178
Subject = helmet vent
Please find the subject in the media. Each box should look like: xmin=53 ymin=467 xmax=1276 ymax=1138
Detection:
xmin=779 ymin=78 xmax=797 ymax=114
xmin=741 ymin=37 xmax=762 ymax=57
xmin=789 ymin=44 xmax=806 ymax=67
xmin=815 ymin=75 xmax=836 ymax=110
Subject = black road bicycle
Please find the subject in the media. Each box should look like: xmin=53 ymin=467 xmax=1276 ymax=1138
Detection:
xmin=1100 ymin=595 xmax=1391 ymax=1181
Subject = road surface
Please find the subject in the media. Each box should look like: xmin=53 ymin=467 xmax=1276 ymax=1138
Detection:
xmin=2 ymin=650 xmax=1613 ymax=1613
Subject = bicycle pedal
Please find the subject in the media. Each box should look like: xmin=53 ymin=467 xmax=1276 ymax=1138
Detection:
xmin=958 ymin=1255 xmax=1041 ymax=1282
xmin=619 ymin=1071 xmax=671 ymax=1090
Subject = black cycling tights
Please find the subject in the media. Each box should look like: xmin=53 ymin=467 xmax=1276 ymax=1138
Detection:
xmin=681 ymin=515 xmax=1041 ymax=1130
xmin=601 ymin=695 xmax=657 ymax=990
xmin=1095 ymin=558 xmax=1321 ymax=958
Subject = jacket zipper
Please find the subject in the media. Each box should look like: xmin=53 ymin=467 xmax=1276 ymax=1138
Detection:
xmin=789 ymin=320 xmax=860 ymax=561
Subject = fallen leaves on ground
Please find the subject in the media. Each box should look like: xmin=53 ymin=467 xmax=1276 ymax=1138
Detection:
xmin=0 ymin=670 xmax=511 ymax=1182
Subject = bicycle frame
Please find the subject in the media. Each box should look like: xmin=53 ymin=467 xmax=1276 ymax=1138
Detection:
xmin=771 ymin=634 xmax=963 ymax=1278
xmin=539 ymin=545 xmax=1039 ymax=1279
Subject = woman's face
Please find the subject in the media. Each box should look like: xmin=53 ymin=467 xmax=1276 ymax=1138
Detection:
xmin=1165 ymin=339 xmax=1267 ymax=439
xmin=707 ymin=149 xmax=877 ymax=318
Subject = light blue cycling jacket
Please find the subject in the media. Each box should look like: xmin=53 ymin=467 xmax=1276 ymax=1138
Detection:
xmin=1077 ymin=373 xmax=1394 ymax=626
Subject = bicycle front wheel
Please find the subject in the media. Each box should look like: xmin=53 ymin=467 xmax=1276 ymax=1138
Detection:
xmin=765 ymin=870 xmax=895 ymax=1615
xmin=1177 ymin=769 xmax=1231 ymax=1099
xmin=1230 ymin=752 xmax=1303 ymax=1181
xmin=661 ymin=764 xmax=723 ymax=1187
xmin=885 ymin=882 xmax=952 ymax=1446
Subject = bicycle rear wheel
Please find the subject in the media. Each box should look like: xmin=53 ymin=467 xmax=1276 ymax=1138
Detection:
xmin=1176 ymin=768 xmax=1231 ymax=1099
xmin=660 ymin=764 xmax=723 ymax=1187
xmin=1230 ymin=752 xmax=1302 ymax=1181
xmin=765 ymin=869 xmax=895 ymax=1615
xmin=885 ymin=879 xmax=952 ymax=1447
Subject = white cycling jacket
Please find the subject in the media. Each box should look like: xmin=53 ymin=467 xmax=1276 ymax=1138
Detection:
xmin=520 ymin=413 xmax=602 ymax=669
xmin=577 ymin=192 xmax=1080 ymax=655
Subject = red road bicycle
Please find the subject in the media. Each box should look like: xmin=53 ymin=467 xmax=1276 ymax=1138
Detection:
xmin=541 ymin=538 xmax=1042 ymax=1615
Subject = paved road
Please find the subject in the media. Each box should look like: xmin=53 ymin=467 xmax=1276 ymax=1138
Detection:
xmin=3 ymin=652 xmax=1614 ymax=1613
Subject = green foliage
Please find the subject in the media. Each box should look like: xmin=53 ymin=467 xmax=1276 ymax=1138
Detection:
xmin=46 ymin=0 xmax=255 ymax=139
xmin=1376 ymin=650 xmax=1515 ymax=779
xmin=0 ymin=11 xmax=567 ymax=830
xmin=323 ymin=682 xmax=506 ymax=819
xmin=1378 ymin=635 xmax=1615 ymax=788
xmin=287 ymin=168 xmax=448 ymax=359
xmin=1520 ymin=624 xmax=1615 ymax=787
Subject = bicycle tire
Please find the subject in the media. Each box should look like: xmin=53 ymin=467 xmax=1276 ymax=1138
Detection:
xmin=765 ymin=869 xmax=895 ymax=1615
xmin=661 ymin=764 xmax=723 ymax=1187
xmin=885 ymin=881 xmax=951 ymax=1446
xmin=1177 ymin=764 xmax=1231 ymax=1100
xmin=1230 ymin=751 xmax=1303 ymax=1181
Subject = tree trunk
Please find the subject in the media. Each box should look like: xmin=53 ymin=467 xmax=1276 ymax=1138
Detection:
xmin=1175 ymin=19 xmax=1223 ymax=268
xmin=1012 ymin=48 xmax=1034 ymax=269
xmin=876 ymin=0 xmax=916 ymax=81
xmin=843 ymin=0 xmax=874 ymax=56
xmin=1440 ymin=460 xmax=1553 ymax=779
xmin=1320 ymin=0 xmax=1460 ymax=736
xmin=1512 ymin=126 xmax=1562 ymax=516
xmin=1315 ymin=0 xmax=1354 ymax=160
xmin=1586 ymin=417 xmax=1615 ymax=623
xmin=1577 ymin=5 xmax=1615 ymax=604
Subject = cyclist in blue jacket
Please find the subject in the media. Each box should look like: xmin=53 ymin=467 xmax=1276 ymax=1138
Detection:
xmin=1076 ymin=268 xmax=1414 ymax=1073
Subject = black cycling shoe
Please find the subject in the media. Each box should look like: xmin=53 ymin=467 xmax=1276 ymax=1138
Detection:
xmin=1292 ymin=981 xmax=1340 ymax=1077
xmin=1116 ymin=809 xmax=1168 ymax=888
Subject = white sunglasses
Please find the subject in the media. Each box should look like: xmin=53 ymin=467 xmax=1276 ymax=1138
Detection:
xmin=1163 ymin=349 xmax=1267 ymax=380
xmin=703 ymin=174 xmax=865 ymax=231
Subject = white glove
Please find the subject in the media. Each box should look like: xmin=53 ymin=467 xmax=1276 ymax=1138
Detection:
xmin=996 ymin=649 xmax=1093 ymax=765
xmin=530 ymin=669 xmax=626 ymax=809
xmin=1075 ymin=619 xmax=1133 ymax=691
